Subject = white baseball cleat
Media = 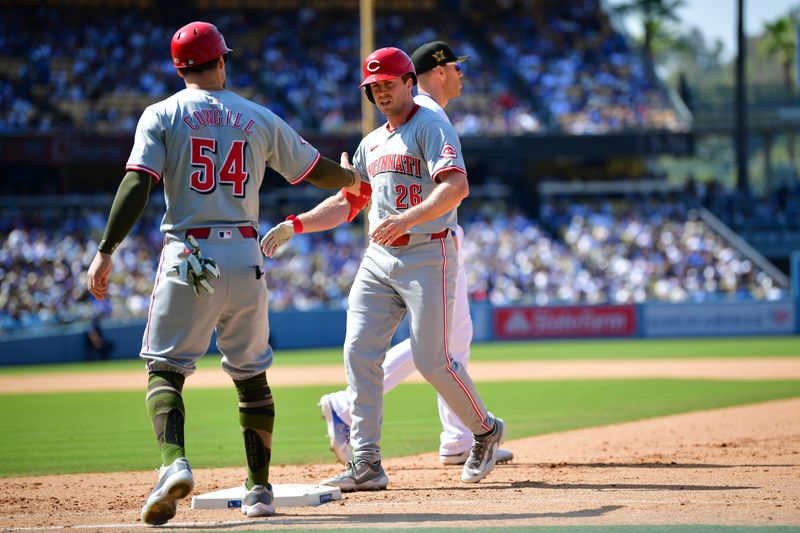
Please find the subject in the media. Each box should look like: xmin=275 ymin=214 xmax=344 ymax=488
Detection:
xmin=319 ymin=394 xmax=352 ymax=464
xmin=140 ymin=458 xmax=194 ymax=525
xmin=241 ymin=483 xmax=275 ymax=517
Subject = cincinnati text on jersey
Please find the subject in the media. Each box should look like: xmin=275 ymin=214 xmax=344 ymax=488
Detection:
xmin=367 ymin=154 xmax=422 ymax=179
xmin=182 ymin=109 xmax=255 ymax=136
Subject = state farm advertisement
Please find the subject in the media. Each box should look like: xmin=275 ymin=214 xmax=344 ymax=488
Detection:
xmin=494 ymin=306 xmax=637 ymax=339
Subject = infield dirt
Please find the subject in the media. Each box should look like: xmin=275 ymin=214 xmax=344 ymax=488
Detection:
xmin=0 ymin=360 xmax=798 ymax=530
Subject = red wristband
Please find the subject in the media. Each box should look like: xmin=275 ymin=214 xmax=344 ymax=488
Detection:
xmin=285 ymin=214 xmax=304 ymax=234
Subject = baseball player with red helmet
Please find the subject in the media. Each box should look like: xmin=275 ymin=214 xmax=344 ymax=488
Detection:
xmin=86 ymin=21 xmax=359 ymax=525
xmin=262 ymin=46 xmax=506 ymax=491
xmin=318 ymin=41 xmax=514 ymax=467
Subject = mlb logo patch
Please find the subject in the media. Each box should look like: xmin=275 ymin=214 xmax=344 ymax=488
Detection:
xmin=440 ymin=143 xmax=458 ymax=158
xmin=218 ymin=230 xmax=233 ymax=239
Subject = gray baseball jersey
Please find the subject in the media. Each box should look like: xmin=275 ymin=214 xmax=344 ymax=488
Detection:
xmin=129 ymin=88 xmax=319 ymax=379
xmin=344 ymin=105 xmax=492 ymax=463
xmin=351 ymin=105 xmax=462 ymax=235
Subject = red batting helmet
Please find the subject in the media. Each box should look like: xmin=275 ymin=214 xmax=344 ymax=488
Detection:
xmin=171 ymin=21 xmax=232 ymax=69
xmin=360 ymin=47 xmax=416 ymax=103
xmin=360 ymin=47 xmax=417 ymax=87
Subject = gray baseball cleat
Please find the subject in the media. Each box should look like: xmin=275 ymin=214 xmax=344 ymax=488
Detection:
xmin=319 ymin=394 xmax=351 ymax=464
xmin=441 ymin=447 xmax=513 ymax=465
xmin=140 ymin=458 xmax=194 ymax=525
xmin=241 ymin=483 xmax=275 ymax=517
xmin=320 ymin=459 xmax=389 ymax=492
xmin=461 ymin=417 xmax=506 ymax=483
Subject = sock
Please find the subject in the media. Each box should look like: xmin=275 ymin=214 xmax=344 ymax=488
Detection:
xmin=234 ymin=372 xmax=274 ymax=489
xmin=475 ymin=417 xmax=497 ymax=439
xmin=145 ymin=371 xmax=186 ymax=466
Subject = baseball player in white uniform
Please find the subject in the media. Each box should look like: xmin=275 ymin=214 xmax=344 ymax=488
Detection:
xmin=318 ymin=41 xmax=513 ymax=467
xmin=262 ymin=46 xmax=506 ymax=491
xmin=86 ymin=22 xmax=360 ymax=525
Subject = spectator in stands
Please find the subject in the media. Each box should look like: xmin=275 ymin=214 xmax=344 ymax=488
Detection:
xmin=84 ymin=313 xmax=114 ymax=361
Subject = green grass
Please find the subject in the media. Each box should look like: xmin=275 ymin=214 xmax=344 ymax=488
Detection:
xmin=2 ymin=336 xmax=800 ymax=375
xmin=1 ymin=379 xmax=798 ymax=477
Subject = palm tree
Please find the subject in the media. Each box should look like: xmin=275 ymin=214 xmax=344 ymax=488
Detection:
xmin=759 ymin=16 xmax=797 ymax=176
xmin=759 ymin=17 xmax=796 ymax=94
xmin=612 ymin=0 xmax=686 ymax=61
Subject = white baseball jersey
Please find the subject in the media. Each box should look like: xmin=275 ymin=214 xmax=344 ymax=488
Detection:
xmin=351 ymin=105 xmax=465 ymax=235
xmin=127 ymin=88 xmax=320 ymax=232
xmin=414 ymin=92 xmax=450 ymax=123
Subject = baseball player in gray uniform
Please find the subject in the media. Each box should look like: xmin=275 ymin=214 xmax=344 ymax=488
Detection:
xmin=318 ymin=41 xmax=513 ymax=467
xmin=86 ymin=21 xmax=359 ymax=525
xmin=261 ymin=47 xmax=506 ymax=491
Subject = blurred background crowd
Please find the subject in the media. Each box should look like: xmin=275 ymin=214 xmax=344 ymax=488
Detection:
xmin=0 ymin=185 xmax=791 ymax=333
xmin=0 ymin=1 xmax=684 ymax=136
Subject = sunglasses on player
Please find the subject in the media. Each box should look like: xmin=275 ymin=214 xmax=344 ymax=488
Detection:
xmin=438 ymin=62 xmax=462 ymax=73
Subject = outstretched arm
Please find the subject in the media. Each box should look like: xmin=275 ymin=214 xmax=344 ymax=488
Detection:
xmin=261 ymin=153 xmax=370 ymax=257
xmin=260 ymin=193 xmax=352 ymax=258
xmin=294 ymin=191 xmax=353 ymax=232
xmin=304 ymin=156 xmax=360 ymax=193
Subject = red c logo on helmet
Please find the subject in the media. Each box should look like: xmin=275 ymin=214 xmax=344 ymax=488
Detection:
xmin=360 ymin=47 xmax=417 ymax=88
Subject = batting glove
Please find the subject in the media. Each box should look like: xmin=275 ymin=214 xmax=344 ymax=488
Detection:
xmin=166 ymin=235 xmax=221 ymax=296
xmin=261 ymin=220 xmax=297 ymax=258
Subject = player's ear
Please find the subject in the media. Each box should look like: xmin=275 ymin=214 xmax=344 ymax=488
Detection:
xmin=176 ymin=69 xmax=185 ymax=79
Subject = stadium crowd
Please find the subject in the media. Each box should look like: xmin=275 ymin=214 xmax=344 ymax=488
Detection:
xmin=0 ymin=0 xmax=684 ymax=136
xmin=0 ymin=196 xmax=788 ymax=333
xmin=481 ymin=0 xmax=682 ymax=133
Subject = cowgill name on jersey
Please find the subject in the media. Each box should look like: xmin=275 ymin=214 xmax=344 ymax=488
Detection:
xmin=367 ymin=154 xmax=422 ymax=179
xmin=182 ymin=109 xmax=255 ymax=136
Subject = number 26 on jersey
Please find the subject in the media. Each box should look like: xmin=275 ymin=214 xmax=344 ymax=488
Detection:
xmin=395 ymin=183 xmax=422 ymax=209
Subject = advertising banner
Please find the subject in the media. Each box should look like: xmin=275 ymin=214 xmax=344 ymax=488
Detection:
xmin=494 ymin=306 xmax=637 ymax=339
xmin=642 ymin=302 xmax=795 ymax=337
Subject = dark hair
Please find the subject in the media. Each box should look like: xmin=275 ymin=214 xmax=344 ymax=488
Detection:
xmin=401 ymin=72 xmax=415 ymax=84
xmin=182 ymin=53 xmax=228 ymax=74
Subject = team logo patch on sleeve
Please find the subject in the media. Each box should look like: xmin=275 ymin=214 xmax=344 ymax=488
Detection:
xmin=440 ymin=143 xmax=458 ymax=158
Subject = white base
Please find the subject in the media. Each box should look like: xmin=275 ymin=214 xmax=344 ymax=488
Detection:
xmin=191 ymin=483 xmax=341 ymax=510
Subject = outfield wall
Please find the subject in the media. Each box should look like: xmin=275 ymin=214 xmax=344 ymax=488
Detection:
xmin=491 ymin=301 xmax=796 ymax=340
xmin=0 ymin=300 xmax=796 ymax=366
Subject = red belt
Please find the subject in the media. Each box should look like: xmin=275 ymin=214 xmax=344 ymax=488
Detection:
xmin=388 ymin=229 xmax=450 ymax=247
xmin=185 ymin=226 xmax=258 ymax=239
